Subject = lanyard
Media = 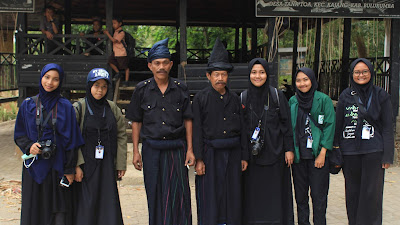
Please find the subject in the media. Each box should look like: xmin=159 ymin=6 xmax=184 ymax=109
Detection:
xmin=85 ymin=98 xmax=105 ymax=145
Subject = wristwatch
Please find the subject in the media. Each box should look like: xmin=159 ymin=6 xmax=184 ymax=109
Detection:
xmin=50 ymin=20 xmax=54 ymax=23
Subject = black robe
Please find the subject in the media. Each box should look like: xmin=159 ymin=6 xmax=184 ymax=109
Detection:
xmin=241 ymin=87 xmax=294 ymax=225
xmin=74 ymin=105 xmax=123 ymax=225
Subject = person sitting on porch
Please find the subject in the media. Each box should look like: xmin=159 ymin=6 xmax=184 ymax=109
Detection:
xmin=40 ymin=6 xmax=60 ymax=54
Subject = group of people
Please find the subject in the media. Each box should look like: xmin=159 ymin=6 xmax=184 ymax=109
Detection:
xmin=14 ymin=36 xmax=394 ymax=225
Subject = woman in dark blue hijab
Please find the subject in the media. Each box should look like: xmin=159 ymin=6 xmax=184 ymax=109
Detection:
xmin=334 ymin=58 xmax=394 ymax=225
xmin=14 ymin=63 xmax=84 ymax=225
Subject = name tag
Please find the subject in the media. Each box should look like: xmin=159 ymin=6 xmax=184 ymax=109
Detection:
xmin=362 ymin=125 xmax=371 ymax=140
xmin=95 ymin=145 xmax=104 ymax=159
xmin=307 ymin=136 xmax=313 ymax=149
xmin=251 ymin=127 xmax=260 ymax=140
xmin=318 ymin=115 xmax=324 ymax=124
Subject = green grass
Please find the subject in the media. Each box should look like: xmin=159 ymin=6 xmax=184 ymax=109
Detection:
xmin=0 ymin=103 xmax=17 ymax=122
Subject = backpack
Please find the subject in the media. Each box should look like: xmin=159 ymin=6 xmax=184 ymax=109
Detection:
xmin=119 ymin=30 xmax=136 ymax=59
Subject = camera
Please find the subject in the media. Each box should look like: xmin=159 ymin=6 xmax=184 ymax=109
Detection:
xmin=39 ymin=140 xmax=55 ymax=159
xmin=250 ymin=137 xmax=264 ymax=156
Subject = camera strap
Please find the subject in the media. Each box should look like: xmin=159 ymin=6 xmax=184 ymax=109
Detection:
xmin=32 ymin=95 xmax=58 ymax=144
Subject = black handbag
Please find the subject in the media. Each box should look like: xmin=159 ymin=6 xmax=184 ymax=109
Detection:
xmin=308 ymin=115 xmax=343 ymax=174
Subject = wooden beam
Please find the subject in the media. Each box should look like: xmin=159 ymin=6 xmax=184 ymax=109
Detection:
xmin=390 ymin=19 xmax=399 ymax=117
xmin=267 ymin=18 xmax=278 ymax=88
xmin=341 ymin=18 xmax=351 ymax=95
xmin=106 ymin=0 xmax=114 ymax=100
xmin=314 ymin=18 xmax=322 ymax=80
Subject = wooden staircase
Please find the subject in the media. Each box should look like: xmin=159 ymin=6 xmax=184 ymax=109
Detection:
xmin=113 ymin=78 xmax=136 ymax=142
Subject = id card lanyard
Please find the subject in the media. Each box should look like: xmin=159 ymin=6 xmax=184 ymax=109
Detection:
xmin=305 ymin=115 xmax=313 ymax=149
xmin=86 ymin=98 xmax=106 ymax=159
xmin=356 ymin=93 xmax=373 ymax=140
xmin=250 ymin=97 xmax=270 ymax=141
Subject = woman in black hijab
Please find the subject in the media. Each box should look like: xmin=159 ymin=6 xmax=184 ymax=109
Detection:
xmin=241 ymin=58 xmax=294 ymax=225
xmin=334 ymin=58 xmax=394 ymax=225
xmin=73 ymin=68 xmax=127 ymax=225
xmin=289 ymin=68 xmax=336 ymax=225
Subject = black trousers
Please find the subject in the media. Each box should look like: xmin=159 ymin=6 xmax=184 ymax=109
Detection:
xmin=342 ymin=152 xmax=385 ymax=225
xmin=292 ymin=158 xmax=330 ymax=225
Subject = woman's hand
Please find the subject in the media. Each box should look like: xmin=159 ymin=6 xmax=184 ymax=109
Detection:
xmin=195 ymin=159 xmax=205 ymax=176
xmin=185 ymin=149 xmax=195 ymax=167
xmin=65 ymin=174 xmax=74 ymax=185
xmin=382 ymin=163 xmax=391 ymax=169
xmin=241 ymin=160 xmax=248 ymax=171
xmin=315 ymin=147 xmax=327 ymax=168
xmin=117 ymin=170 xmax=126 ymax=178
xmin=285 ymin=151 xmax=294 ymax=167
xmin=29 ymin=143 xmax=42 ymax=155
xmin=75 ymin=166 xmax=83 ymax=182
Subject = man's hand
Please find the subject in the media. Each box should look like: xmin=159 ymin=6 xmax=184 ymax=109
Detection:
xmin=29 ymin=143 xmax=42 ymax=155
xmin=74 ymin=166 xmax=83 ymax=182
xmin=185 ymin=149 xmax=195 ymax=167
xmin=382 ymin=163 xmax=391 ymax=169
xmin=195 ymin=159 xmax=205 ymax=176
xmin=241 ymin=160 xmax=248 ymax=171
xmin=285 ymin=151 xmax=294 ymax=167
xmin=132 ymin=152 xmax=143 ymax=171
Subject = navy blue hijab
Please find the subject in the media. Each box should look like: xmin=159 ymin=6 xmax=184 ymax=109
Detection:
xmin=39 ymin=63 xmax=64 ymax=112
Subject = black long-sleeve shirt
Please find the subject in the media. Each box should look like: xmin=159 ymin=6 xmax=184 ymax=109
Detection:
xmin=241 ymin=87 xmax=294 ymax=165
xmin=192 ymin=86 xmax=244 ymax=160
xmin=125 ymin=77 xmax=193 ymax=140
xmin=334 ymin=87 xmax=394 ymax=164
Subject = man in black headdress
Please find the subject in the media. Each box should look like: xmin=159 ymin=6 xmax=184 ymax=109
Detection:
xmin=125 ymin=38 xmax=195 ymax=225
xmin=193 ymin=38 xmax=248 ymax=225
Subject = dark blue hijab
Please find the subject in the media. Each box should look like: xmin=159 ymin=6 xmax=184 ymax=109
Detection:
xmin=39 ymin=63 xmax=64 ymax=112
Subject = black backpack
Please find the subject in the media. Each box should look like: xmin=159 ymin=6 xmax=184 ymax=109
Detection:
xmin=119 ymin=30 xmax=136 ymax=58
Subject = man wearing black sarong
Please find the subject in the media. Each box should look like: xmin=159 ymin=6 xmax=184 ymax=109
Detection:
xmin=126 ymin=38 xmax=195 ymax=225
xmin=193 ymin=38 xmax=248 ymax=225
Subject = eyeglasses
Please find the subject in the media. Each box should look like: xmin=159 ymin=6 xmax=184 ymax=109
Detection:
xmin=353 ymin=70 xmax=370 ymax=76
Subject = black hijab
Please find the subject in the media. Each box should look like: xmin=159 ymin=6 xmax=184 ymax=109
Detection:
xmin=247 ymin=58 xmax=270 ymax=116
xmin=294 ymin=67 xmax=318 ymax=147
xmin=349 ymin=58 xmax=382 ymax=149
xmin=295 ymin=67 xmax=318 ymax=111
xmin=86 ymin=80 xmax=109 ymax=119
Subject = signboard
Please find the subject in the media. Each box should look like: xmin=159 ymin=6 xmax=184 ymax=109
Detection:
xmin=256 ymin=0 xmax=400 ymax=18
xmin=0 ymin=0 xmax=34 ymax=13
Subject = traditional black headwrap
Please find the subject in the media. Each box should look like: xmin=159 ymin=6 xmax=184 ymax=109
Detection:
xmin=207 ymin=38 xmax=233 ymax=72
xmin=294 ymin=67 xmax=318 ymax=148
xmin=86 ymin=68 xmax=110 ymax=119
xmin=248 ymin=58 xmax=270 ymax=116
xmin=147 ymin=38 xmax=171 ymax=63
xmin=349 ymin=58 xmax=381 ymax=149
xmin=295 ymin=67 xmax=318 ymax=111
xmin=39 ymin=63 xmax=64 ymax=112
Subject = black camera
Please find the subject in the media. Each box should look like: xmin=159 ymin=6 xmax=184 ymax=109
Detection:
xmin=39 ymin=140 xmax=55 ymax=159
xmin=250 ymin=137 xmax=264 ymax=156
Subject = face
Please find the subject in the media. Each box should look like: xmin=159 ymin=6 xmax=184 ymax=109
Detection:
xmin=206 ymin=71 xmax=228 ymax=92
xmin=148 ymin=58 xmax=173 ymax=80
xmin=41 ymin=70 xmax=60 ymax=92
xmin=112 ymin=20 xmax=122 ymax=30
xmin=93 ymin=20 xmax=101 ymax=32
xmin=295 ymin=72 xmax=312 ymax=93
xmin=352 ymin=62 xmax=371 ymax=85
xmin=45 ymin=8 xmax=54 ymax=18
xmin=250 ymin=64 xmax=267 ymax=87
xmin=91 ymin=79 xmax=108 ymax=100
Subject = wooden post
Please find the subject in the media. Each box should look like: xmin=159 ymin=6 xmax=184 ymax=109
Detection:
xmin=106 ymin=0 xmax=114 ymax=99
xmin=251 ymin=23 xmax=257 ymax=59
xmin=179 ymin=0 xmax=187 ymax=64
xmin=267 ymin=18 xmax=278 ymax=88
xmin=292 ymin=19 xmax=299 ymax=85
xmin=341 ymin=18 xmax=351 ymax=95
xmin=241 ymin=24 xmax=247 ymax=63
xmin=235 ymin=26 xmax=239 ymax=62
xmin=64 ymin=0 xmax=72 ymax=34
xmin=390 ymin=19 xmax=399 ymax=118
xmin=314 ymin=18 xmax=322 ymax=80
